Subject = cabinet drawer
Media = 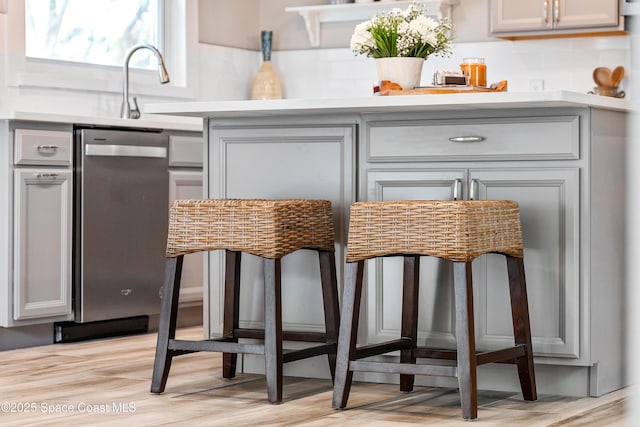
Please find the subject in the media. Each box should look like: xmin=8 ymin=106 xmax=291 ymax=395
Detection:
xmin=169 ymin=135 xmax=204 ymax=167
xmin=15 ymin=129 xmax=73 ymax=166
xmin=367 ymin=115 xmax=580 ymax=162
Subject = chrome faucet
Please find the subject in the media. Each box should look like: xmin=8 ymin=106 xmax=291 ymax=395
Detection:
xmin=120 ymin=44 xmax=170 ymax=119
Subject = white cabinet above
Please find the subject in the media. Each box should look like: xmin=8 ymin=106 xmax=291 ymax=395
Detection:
xmin=490 ymin=0 xmax=622 ymax=37
xmin=286 ymin=0 xmax=459 ymax=47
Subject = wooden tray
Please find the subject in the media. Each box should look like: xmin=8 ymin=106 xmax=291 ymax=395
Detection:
xmin=377 ymin=81 xmax=508 ymax=96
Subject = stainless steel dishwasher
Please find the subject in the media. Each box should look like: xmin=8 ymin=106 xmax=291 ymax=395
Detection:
xmin=73 ymin=127 xmax=169 ymax=325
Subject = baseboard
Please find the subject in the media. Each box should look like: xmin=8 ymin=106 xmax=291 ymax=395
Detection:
xmin=53 ymin=316 xmax=149 ymax=343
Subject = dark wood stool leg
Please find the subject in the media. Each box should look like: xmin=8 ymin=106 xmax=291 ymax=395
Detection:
xmin=453 ymin=261 xmax=478 ymax=420
xmin=151 ymin=256 xmax=184 ymax=393
xmin=319 ymin=250 xmax=340 ymax=382
xmin=506 ymin=255 xmax=538 ymax=401
xmin=332 ymin=260 xmax=365 ymax=409
xmin=223 ymin=250 xmax=242 ymax=379
xmin=264 ymin=258 xmax=283 ymax=404
xmin=400 ymin=255 xmax=420 ymax=392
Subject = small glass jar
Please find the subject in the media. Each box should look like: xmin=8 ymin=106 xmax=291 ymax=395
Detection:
xmin=460 ymin=58 xmax=487 ymax=87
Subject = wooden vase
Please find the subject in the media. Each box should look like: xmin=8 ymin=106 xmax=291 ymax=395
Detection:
xmin=251 ymin=31 xmax=283 ymax=100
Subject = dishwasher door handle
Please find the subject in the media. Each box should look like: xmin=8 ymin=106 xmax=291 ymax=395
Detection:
xmin=85 ymin=144 xmax=167 ymax=158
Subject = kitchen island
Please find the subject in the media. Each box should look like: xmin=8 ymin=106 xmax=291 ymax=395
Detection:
xmin=145 ymin=91 xmax=629 ymax=397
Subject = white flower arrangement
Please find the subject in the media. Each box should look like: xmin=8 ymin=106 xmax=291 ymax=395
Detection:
xmin=350 ymin=1 xmax=452 ymax=59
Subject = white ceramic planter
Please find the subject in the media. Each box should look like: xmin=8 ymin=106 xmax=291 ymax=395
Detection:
xmin=375 ymin=57 xmax=425 ymax=90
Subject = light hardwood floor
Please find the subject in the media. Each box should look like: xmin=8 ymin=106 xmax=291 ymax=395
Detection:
xmin=0 ymin=327 xmax=628 ymax=426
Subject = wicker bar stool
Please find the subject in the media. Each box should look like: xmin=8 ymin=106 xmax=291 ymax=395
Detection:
xmin=151 ymin=199 xmax=340 ymax=403
xmin=332 ymin=200 xmax=537 ymax=420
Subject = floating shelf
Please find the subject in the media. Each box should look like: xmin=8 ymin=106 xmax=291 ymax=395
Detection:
xmin=285 ymin=0 xmax=459 ymax=47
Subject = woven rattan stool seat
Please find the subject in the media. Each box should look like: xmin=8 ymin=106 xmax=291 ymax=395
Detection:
xmin=166 ymin=199 xmax=335 ymax=259
xmin=346 ymin=200 xmax=524 ymax=262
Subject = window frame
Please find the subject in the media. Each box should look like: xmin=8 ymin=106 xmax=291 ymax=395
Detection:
xmin=6 ymin=0 xmax=198 ymax=99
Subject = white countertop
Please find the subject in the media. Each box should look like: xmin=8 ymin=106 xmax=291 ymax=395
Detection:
xmin=0 ymin=111 xmax=203 ymax=132
xmin=3 ymin=91 xmax=627 ymax=127
xmin=143 ymin=91 xmax=631 ymax=119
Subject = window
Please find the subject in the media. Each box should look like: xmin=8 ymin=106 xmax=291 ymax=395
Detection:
xmin=6 ymin=0 xmax=197 ymax=99
xmin=25 ymin=0 xmax=162 ymax=69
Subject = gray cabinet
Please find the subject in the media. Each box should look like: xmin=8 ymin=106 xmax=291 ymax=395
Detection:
xmin=168 ymin=134 xmax=204 ymax=306
xmin=0 ymin=121 xmax=203 ymax=339
xmin=363 ymin=168 xmax=580 ymax=359
xmin=490 ymin=0 xmax=620 ymax=36
xmin=470 ymin=168 xmax=580 ymax=359
xmin=11 ymin=128 xmax=74 ymax=323
xmin=207 ymin=121 xmax=356 ymax=356
xmin=361 ymin=106 xmax=626 ymax=396
xmin=13 ymin=169 xmax=73 ymax=320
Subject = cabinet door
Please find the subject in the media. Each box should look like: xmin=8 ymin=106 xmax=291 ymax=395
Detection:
xmin=471 ymin=168 xmax=580 ymax=359
xmin=491 ymin=0 xmax=550 ymax=33
xmin=364 ymin=169 xmax=466 ymax=348
xmin=555 ymin=0 xmax=618 ymax=29
xmin=209 ymin=125 xmax=355 ymax=337
xmin=14 ymin=169 xmax=72 ymax=320
xmin=491 ymin=0 xmax=618 ymax=33
xmin=169 ymin=170 xmax=204 ymax=305
xmin=168 ymin=135 xmax=203 ymax=167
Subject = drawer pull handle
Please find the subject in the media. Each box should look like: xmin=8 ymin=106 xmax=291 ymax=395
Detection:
xmin=37 ymin=144 xmax=59 ymax=152
xmin=36 ymin=173 xmax=59 ymax=179
xmin=449 ymin=136 xmax=486 ymax=143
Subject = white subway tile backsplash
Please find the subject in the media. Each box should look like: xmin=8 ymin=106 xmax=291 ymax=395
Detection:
xmin=260 ymin=36 xmax=631 ymax=99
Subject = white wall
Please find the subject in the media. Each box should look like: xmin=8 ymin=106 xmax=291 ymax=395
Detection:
xmin=197 ymin=0 xmax=501 ymax=51
xmin=197 ymin=0 xmax=629 ymax=99
xmin=0 ymin=13 xmax=7 ymax=112
xmin=627 ymin=13 xmax=640 ymax=427
xmin=266 ymin=35 xmax=630 ymax=99
xmin=0 ymin=2 xmax=633 ymax=115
